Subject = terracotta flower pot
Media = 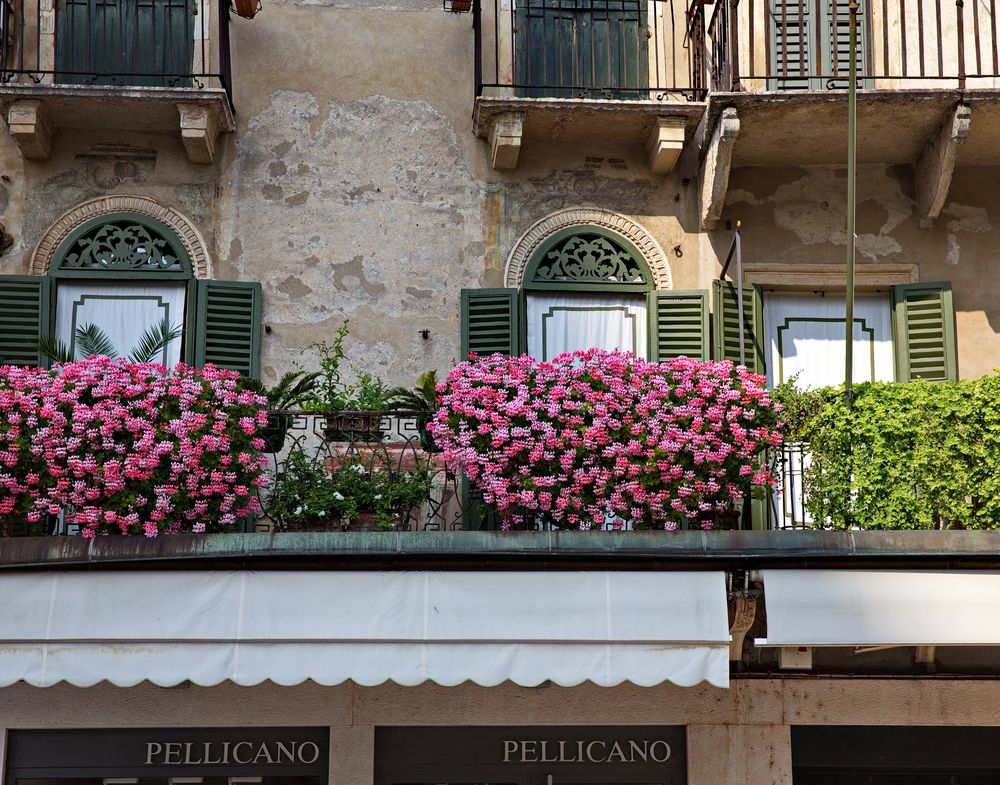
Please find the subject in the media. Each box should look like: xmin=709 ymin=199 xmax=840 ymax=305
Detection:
xmin=232 ymin=0 xmax=260 ymax=19
xmin=448 ymin=0 xmax=472 ymax=12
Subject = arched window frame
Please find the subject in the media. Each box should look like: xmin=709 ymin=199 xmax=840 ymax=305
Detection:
xmin=50 ymin=212 xmax=194 ymax=281
xmin=522 ymin=225 xmax=656 ymax=294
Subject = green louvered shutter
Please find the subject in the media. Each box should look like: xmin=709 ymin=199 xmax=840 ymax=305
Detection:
xmin=891 ymin=282 xmax=957 ymax=382
xmin=192 ymin=280 xmax=262 ymax=378
xmin=647 ymin=290 xmax=710 ymax=361
xmin=0 ymin=276 xmax=51 ymax=367
xmin=460 ymin=288 xmax=521 ymax=358
xmin=712 ymin=280 xmax=765 ymax=375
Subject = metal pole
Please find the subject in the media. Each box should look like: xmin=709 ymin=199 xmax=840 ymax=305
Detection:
xmin=845 ymin=0 xmax=858 ymax=407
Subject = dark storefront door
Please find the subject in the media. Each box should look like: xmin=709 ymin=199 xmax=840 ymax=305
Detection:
xmin=793 ymin=727 xmax=1000 ymax=784
xmin=6 ymin=728 xmax=329 ymax=785
xmin=376 ymin=727 xmax=685 ymax=785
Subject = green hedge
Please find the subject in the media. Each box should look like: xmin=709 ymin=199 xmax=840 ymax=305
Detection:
xmin=775 ymin=376 xmax=1000 ymax=529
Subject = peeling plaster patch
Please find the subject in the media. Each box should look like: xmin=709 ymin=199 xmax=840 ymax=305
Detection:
xmin=725 ymin=188 xmax=760 ymax=206
xmin=285 ymin=191 xmax=309 ymax=206
xmin=947 ymin=234 xmax=961 ymax=265
xmin=945 ymin=203 xmax=992 ymax=234
xmin=277 ymin=275 xmax=313 ymax=297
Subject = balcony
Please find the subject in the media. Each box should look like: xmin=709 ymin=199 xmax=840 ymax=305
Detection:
xmin=0 ymin=0 xmax=235 ymax=164
xmin=690 ymin=0 xmax=1000 ymax=223
xmin=471 ymin=0 xmax=705 ymax=170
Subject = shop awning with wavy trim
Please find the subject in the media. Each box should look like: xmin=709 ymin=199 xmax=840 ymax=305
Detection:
xmin=0 ymin=570 xmax=731 ymax=688
xmin=756 ymin=569 xmax=1000 ymax=647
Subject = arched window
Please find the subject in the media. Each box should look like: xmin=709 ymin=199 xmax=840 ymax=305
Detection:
xmin=461 ymin=221 xmax=709 ymax=363
xmin=0 ymin=209 xmax=261 ymax=376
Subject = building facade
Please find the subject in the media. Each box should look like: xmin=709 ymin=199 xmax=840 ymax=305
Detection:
xmin=2 ymin=0 xmax=1000 ymax=783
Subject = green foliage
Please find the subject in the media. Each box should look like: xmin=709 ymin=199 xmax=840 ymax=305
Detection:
xmin=241 ymin=370 xmax=321 ymax=411
xmin=386 ymin=370 xmax=440 ymax=412
xmin=265 ymin=445 xmax=432 ymax=531
xmin=303 ymin=320 xmax=389 ymax=413
xmin=776 ymin=376 xmax=1000 ymax=529
xmin=37 ymin=319 xmax=181 ymax=365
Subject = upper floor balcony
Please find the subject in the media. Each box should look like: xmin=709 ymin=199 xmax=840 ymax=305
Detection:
xmin=471 ymin=0 xmax=706 ymax=170
xmin=0 ymin=0 xmax=236 ymax=164
xmin=692 ymin=0 xmax=1000 ymax=174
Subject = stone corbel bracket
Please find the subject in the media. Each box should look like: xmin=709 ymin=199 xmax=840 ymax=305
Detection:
xmin=178 ymin=102 xmax=220 ymax=165
xmin=700 ymin=107 xmax=740 ymax=230
xmin=489 ymin=111 xmax=526 ymax=170
xmin=646 ymin=116 xmax=687 ymax=175
xmin=8 ymin=99 xmax=53 ymax=161
xmin=916 ymin=103 xmax=971 ymax=228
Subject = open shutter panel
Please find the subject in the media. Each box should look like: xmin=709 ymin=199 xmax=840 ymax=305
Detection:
xmin=712 ymin=280 xmax=765 ymax=375
xmin=193 ymin=280 xmax=262 ymax=379
xmin=892 ymin=282 xmax=957 ymax=382
xmin=769 ymin=0 xmax=817 ymax=90
xmin=647 ymin=290 xmax=710 ymax=362
xmin=460 ymin=289 xmax=521 ymax=358
xmin=0 ymin=276 xmax=51 ymax=367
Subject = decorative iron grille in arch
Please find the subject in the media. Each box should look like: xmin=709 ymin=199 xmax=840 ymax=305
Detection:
xmin=51 ymin=213 xmax=193 ymax=279
xmin=532 ymin=231 xmax=648 ymax=285
xmin=524 ymin=225 xmax=655 ymax=292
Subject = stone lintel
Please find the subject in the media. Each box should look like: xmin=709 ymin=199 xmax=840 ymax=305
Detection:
xmin=7 ymin=99 xmax=53 ymax=161
xmin=646 ymin=115 xmax=687 ymax=175
xmin=916 ymin=103 xmax=971 ymax=228
xmin=488 ymin=111 xmax=525 ymax=170
xmin=700 ymin=107 xmax=740 ymax=230
xmin=178 ymin=102 xmax=219 ymax=165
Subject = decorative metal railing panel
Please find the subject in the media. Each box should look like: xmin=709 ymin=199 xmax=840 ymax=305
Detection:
xmin=0 ymin=0 xmax=232 ymax=105
xmin=693 ymin=0 xmax=1000 ymax=92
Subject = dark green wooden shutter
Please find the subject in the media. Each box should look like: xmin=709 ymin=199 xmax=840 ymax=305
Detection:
xmin=0 ymin=276 xmax=51 ymax=367
xmin=891 ymin=282 xmax=957 ymax=382
xmin=647 ymin=290 xmax=710 ymax=362
xmin=515 ymin=0 xmax=647 ymax=97
xmin=193 ymin=280 xmax=262 ymax=378
xmin=769 ymin=0 xmax=867 ymax=90
xmin=460 ymin=288 xmax=521 ymax=358
xmin=712 ymin=280 xmax=765 ymax=375
xmin=56 ymin=0 xmax=193 ymax=87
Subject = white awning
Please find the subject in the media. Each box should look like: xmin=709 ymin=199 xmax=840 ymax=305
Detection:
xmin=0 ymin=570 xmax=731 ymax=688
xmin=757 ymin=569 xmax=1000 ymax=647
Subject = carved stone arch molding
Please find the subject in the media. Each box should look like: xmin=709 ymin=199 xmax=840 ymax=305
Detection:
xmin=505 ymin=208 xmax=672 ymax=290
xmin=31 ymin=195 xmax=212 ymax=278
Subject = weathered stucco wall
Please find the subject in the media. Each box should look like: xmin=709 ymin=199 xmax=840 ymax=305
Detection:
xmin=6 ymin=678 xmax=1000 ymax=785
xmin=719 ymin=164 xmax=1000 ymax=379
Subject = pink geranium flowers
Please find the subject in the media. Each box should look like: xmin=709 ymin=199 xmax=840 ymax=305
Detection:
xmin=430 ymin=350 xmax=783 ymax=530
xmin=0 ymin=356 xmax=269 ymax=537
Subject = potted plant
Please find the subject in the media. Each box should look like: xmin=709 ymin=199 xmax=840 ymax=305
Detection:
xmin=332 ymin=449 xmax=432 ymax=531
xmin=387 ymin=370 xmax=440 ymax=452
xmin=265 ymin=446 xmax=356 ymax=531
xmin=303 ymin=320 xmax=390 ymax=443
xmin=232 ymin=0 xmax=262 ymax=19
xmin=241 ymin=370 xmax=320 ymax=453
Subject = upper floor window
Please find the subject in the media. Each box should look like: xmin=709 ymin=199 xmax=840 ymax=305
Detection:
xmin=55 ymin=0 xmax=196 ymax=87
xmin=0 ymin=208 xmax=261 ymax=377
xmin=515 ymin=0 xmax=649 ymax=97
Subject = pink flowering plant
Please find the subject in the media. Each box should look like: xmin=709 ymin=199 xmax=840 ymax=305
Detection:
xmin=429 ymin=349 xmax=784 ymax=530
xmin=0 ymin=356 xmax=270 ymax=538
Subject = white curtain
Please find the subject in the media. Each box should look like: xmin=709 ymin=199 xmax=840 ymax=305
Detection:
xmin=56 ymin=281 xmax=187 ymax=366
xmin=763 ymin=293 xmax=894 ymax=389
xmin=526 ymin=293 xmax=647 ymax=361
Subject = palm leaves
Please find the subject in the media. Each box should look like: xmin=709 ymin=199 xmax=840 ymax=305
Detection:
xmin=37 ymin=318 xmax=182 ymax=365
